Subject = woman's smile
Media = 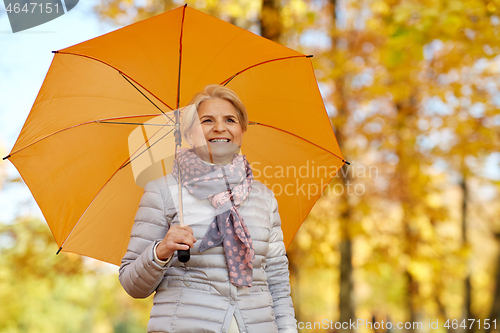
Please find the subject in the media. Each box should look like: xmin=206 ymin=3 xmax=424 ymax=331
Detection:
xmin=208 ymin=137 xmax=231 ymax=144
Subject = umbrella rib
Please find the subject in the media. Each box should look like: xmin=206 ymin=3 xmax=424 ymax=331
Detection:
xmin=52 ymin=51 xmax=175 ymax=112
xmin=58 ymin=126 xmax=176 ymax=253
xmin=221 ymin=55 xmax=313 ymax=86
xmin=98 ymin=121 xmax=173 ymax=126
xmin=248 ymin=121 xmax=349 ymax=165
xmin=177 ymin=4 xmax=188 ymax=109
xmin=119 ymin=73 xmax=174 ymax=122
xmin=121 ymin=127 xmax=176 ymax=169
xmin=124 ymin=124 xmax=170 ymax=166
xmin=7 ymin=114 xmax=165 ymax=158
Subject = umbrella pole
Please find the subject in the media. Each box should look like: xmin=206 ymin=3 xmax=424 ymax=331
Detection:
xmin=173 ymin=6 xmax=190 ymax=263
xmin=174 ymin=108 xmax=190 ymax=263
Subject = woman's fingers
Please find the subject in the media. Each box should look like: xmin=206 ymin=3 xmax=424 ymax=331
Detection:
xmin=157 ymin=224 xmax=198 ymax=259
xmin=167 ymin=241 xmax=190 ymax=251
xmin=169 ymin=233 xmax=194 ymax=248
xmin=166 ymin=225 xmax=197 ymax=248
xmin=172 ymin=225 xmax=197 ymax=246
xmin=179 ymin=225 xmax=197 ymax=242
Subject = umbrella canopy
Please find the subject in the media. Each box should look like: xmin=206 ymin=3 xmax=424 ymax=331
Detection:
xmin=5 ymin=5 xmax=346 ymax=265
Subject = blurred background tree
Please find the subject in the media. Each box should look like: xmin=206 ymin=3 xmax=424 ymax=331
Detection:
xmin=0 ymin=214 xmax=153 ymax=333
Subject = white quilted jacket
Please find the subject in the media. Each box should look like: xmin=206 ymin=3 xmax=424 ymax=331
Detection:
xmin=119 ymin=174 xmax=297 ymax=333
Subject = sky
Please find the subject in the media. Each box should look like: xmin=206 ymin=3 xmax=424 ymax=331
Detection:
xmin=0 ymin=0 xmax=117 ymax=222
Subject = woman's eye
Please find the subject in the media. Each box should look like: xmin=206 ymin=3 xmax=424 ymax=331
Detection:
xmin=227 ymin=118 xmax=236 ymax=123
xmin=201 ymin=119 xmax=212 ymax=123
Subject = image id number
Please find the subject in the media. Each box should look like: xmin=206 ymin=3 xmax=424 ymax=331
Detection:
xmin=445 ymin=319 xmax=497 ymax=330
xmin=6 ymin=2 xmax=60 ymax=14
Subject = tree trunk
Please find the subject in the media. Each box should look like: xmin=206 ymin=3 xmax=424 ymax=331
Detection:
xmin=486 ymin=232 xmax=500 ymax=333
xmin=403 ymin=220 xmax=417 ymax=333
xmin=335 ymin=93 xmax=355 ymax=331
xmin=329 ymin=0 xmax=355 ymax=330
xmin=435 ymin=285 xmax=452 ymax=333
xmin=339 ymin=210 xmax=355 ymax=332
xmin=460 ymin=175 xmax=474 ymax=332
xmin=260 ymin=0 xmax=281 ymax=42
xmin=395 ymin=102 xmax=418 ymax=333
xmin=334 ymin=50 xmax=355 ymax=333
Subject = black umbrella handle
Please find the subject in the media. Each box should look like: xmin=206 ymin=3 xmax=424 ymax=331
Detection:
xmin=178 ymin=248 xmax=190 ymax=263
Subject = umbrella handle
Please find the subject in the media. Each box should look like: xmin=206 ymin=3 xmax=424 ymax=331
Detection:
xmin=178 ymin=248 xmax=190 ymax=263
xmin=174 ymin=109 xmax=189 ymax=263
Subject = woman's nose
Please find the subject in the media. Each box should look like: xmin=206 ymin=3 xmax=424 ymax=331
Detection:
xmin=213 ymin=120 xmax=226 ymax=132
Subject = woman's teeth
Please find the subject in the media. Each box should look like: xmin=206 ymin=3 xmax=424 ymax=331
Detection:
xmin=210 ymin=139 xmax=229 ymax=142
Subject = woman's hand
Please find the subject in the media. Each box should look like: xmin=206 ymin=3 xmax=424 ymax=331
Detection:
xmin=156 ymin=225 xmax=197 ymax=260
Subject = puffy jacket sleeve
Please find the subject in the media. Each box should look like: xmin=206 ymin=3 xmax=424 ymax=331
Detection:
xmin=265 ymin=195 xmax=298 ymax=333
xmin=119 ymin=180 xmax=175 ymax=299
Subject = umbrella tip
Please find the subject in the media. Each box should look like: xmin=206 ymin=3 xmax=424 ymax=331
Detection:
xmin=56 ymin=247 xmax=62 ymax=255
xmin=343 ymin=159 xmax=350 ymax=165
xmin=2 ymin=154 xmax=10 ymax=160
xmin=52 ymin=51 xmax=58 ymax=53
xmin=184 ymin=3 xmax=187 ymax=6
xmin=306 ymin=55 xmax=313 ymax=58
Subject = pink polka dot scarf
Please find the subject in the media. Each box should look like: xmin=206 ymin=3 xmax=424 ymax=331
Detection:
xmin=172 ymin=148 xmax=256 ymax=287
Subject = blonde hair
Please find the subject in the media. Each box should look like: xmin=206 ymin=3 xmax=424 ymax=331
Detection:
xmin=181 ymin=85 xmax=248 ymax=141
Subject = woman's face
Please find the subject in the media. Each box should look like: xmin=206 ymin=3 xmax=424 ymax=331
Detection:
xmin=187 ymin=98 xmax=244 ymax=164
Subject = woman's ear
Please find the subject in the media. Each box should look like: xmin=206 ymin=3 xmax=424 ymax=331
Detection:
xmin=186 ymin=132 xmax=193 ymax=147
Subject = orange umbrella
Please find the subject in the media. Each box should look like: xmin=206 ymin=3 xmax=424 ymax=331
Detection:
xmin=4 ymin=5 xmax=347 ymax=265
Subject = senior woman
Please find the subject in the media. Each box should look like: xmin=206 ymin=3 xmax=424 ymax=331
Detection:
xmin=119 ymin=85 xmax=297 ymax=333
